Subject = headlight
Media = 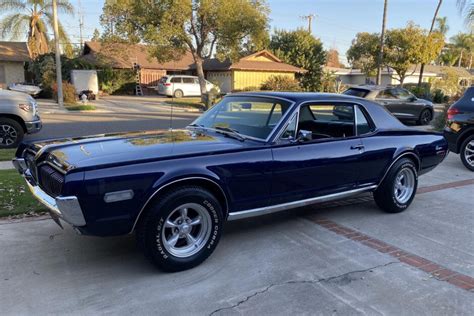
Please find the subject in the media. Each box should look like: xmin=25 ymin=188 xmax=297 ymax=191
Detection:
xmin=19 ymin=103 xmax=33 ymax=112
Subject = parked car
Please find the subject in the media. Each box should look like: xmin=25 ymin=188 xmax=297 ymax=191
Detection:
xmin=443 ymin=86 xmax=474 ymax=171
xmin=8 ymin=82 xmax=42 ymax=97
xmin=157 ymin=75 xmax=219 ymax=98
xmin=0 ymin=89 xmax=42 ymax=148
xmin=13 ymin=92 xmax=447 ymax=271
xmin=343 ymin=85 xmax=434 ymax=125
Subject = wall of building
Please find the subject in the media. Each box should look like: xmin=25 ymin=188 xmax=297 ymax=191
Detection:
xmin=207 ymin=71 xmax=232 ymax=93
xmin=232 ymin=71 xmax=294 ymax=91
xmin=0 ymin=61 xmax=25 ymax=88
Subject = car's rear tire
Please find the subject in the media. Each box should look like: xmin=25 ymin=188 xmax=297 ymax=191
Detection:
xmin=417 ymin=109 xmax=432 ymax=125
xmin=0 ymin=118 xmax=24 ymax=149
xmin=374 ymin=158 xmax=418 ymax=213
xmin=136 ymin=186 xmax=223 ymax=272
xmin=173 ymin=89 xmax=184 ymax=98
xmin=460 ymin=135 xmax=474 ymax=172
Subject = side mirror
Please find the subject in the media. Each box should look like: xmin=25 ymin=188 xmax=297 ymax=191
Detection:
xmin=292 ymin=130 xmax=312 ymax=143
xmin=409 ymin=95 xmax=417 ymax=102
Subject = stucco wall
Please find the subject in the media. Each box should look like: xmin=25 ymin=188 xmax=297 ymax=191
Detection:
xmin=207 ymin=71 xmax=232 ymax=93
xmin=232 ymin=70 xmax=294 ymax=91
xmin=0 ymin=61 xmax=25 ymax=88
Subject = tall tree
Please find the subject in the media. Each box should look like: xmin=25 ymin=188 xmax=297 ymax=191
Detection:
xmin=101 ymin=0 xmax=269 ymax=102
xmin=376 ymin=0 xmax=388 ymax=85
xmin=435 ymin=16 xmax=449 ymax=36
xmin=385 ymin=23 xmax=444 ymax=85
xmin=347 ymin=32 xmax=380 ymax=78
xmin=417 ymin=0 xmax=443 ymax=87
xmin=270 ymin=29 xmax=326 ymax=91
xmin=326 ymin=48 xmax=342 ymax=68
xmin=451 ymin=32 xmax=474 ymax=67
xmin=457 ymin=0 xmax=473 ymax=29
xmin=0 ymin=0 xmax=74 ymax=58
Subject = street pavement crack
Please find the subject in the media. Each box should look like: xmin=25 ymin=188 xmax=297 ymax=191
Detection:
xmin=208 ymin=261 xmax=399 ymax=316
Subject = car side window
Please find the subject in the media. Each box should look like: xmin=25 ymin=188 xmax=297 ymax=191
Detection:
xmin=355 ymin=105 xmax=374 ymax=135
xmin=393 ymin=88 xmax=412 ymax=101
xmin=378 ymin=89 xmax=396 ymax=99
xmin=170 ymin=77 xmax=182 ymax=83
xmin=297 ymin=104 xmax=355 ymax=140
xmin=280 ymin=114 xmax=297 ymax=140
xmin=182 ymin=77 xmax=194 ymax=84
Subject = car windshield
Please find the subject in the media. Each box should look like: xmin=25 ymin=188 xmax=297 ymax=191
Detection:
xmin=191 ymin=96 xmax=293 ymax=140
xmin=342 ymin=88 xmax=370 ymax=98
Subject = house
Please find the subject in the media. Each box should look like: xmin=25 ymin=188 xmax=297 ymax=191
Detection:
xmin=82 ymin=41 xmax=195 ymax=87
xmin=82 ymin=42 xmax=304 ymax=92
xmin=201 ymin=50 xmax=304 ymax=93
xmin=0 ymin=42 xmax=30 ymax=89
xmin=325 ymin=64 xmax=473 ymax=87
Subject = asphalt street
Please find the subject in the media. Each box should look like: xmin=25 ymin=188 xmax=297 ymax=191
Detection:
xmin=1 ymin=97 xmax=472 ymax=315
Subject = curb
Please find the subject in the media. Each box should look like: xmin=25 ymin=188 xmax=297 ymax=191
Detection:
xmin=0 ymin=161 xmax=14 ymax=170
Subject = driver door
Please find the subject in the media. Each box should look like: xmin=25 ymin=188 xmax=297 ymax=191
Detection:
xmin=270 ymin=102 xmax=364 ymax=205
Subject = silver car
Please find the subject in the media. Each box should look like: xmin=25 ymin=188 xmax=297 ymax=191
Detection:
xmin=0 ymin=89 xmax=42 ymax=148
xmin=157 ymin=75 xmax=219 ymax=98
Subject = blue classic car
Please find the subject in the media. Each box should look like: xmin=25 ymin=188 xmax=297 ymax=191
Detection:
xmin=13 ymin=92 xmax=448 ymax=271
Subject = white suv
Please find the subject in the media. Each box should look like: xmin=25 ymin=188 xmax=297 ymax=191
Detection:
xmin=157 ymin=75 xmax=219 ymax=98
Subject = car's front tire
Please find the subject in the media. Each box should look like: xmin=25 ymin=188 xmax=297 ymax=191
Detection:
xmin=417 ymin=109 xmax=432 ymax=125
xmin=460 ymin=135 xmax=474 ymax=171
xmin=374 ymin=158 xmax=418 ymax=213
xmin=136 ymin=186 xmax=223 ymax=272
xmin=0 ymin=118 xmax=24 ymax=149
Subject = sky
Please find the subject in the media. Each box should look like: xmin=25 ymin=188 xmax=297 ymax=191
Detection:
xmin=2 ymin=0 xmax=470 ymax=63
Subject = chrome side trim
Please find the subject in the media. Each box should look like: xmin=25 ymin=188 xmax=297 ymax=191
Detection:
xmin=227 ymin=185 xmax=377 ymax=221
xmin=129 ymin=176 xmax=229 ymax=234
xmin=377 ymin=152 xmax=421 ymax=186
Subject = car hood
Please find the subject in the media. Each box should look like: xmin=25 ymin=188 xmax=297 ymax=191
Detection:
xmin=26 ymin=129 xmax=250 ymax=171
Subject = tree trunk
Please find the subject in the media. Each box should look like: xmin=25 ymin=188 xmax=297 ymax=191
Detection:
xmin=376 ymin=0 xmax=388 ymax=85
xmin=194 ymin=57 xmax=208 ymax=107
xmin=418 ymin=0 xmax=443 ymax=87
xmin=458 ymin=49 xmax=463 ymax=67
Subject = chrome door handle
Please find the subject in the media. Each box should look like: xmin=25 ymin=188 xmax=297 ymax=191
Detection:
xmin=350 ymin=145 xmax=365 ymax=150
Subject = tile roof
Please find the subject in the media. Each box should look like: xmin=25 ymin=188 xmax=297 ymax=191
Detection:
xmin=83 ymin=42 xmax=304 ymax=73
xmin=0 ymin=42 xmax=30 ymax=62
xmin=83 ymin=41 xmax=195 ymax=70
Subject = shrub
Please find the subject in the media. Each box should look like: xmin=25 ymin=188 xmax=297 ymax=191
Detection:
xmin=433 ymin=104 xmax=448 ymax=131
xmin=432 ymin=89 xmax=449 ymax=104
xmin=404 ymin=83 xmax=432 ymax=100
xmin=52 ymin=82 xmax=77 ymax=104
xmin=97 ymin=68 xmax=136 ymax=95
xmin=261 ymin=75 xmax=301 ymax=91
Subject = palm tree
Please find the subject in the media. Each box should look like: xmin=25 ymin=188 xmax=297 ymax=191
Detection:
xmin=457 ymin=0 xmax=473 ymax=29
xmin=0 ymin=0 xmax=74 ymax=58
xmin=451 ymin=32 xmax=473 ymax=67
xmin=435 ymin=17 xmax=449 ymax=36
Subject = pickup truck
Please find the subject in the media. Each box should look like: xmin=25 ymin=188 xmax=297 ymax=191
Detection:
xmin=0 ymin=89 xmax=42 ymax=148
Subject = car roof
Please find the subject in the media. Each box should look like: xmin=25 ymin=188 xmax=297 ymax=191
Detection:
xmin=167 ymin=75 xmax=198 ymax=78
xmin=346 ymin=85 xmax=389 ymax=91
xmin=227 ymin=91 xmax=370 ymax=103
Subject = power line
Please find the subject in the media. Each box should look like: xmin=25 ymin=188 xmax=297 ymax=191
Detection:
xmin=300 ymin=14 xmax=316 ymax=33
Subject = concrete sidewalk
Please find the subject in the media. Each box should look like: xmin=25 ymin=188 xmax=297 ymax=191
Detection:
xmin=0 ymin=161 xmax=13 ymax=170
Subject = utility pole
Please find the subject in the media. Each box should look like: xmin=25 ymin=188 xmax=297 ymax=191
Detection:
xmin=78 ymin=0 xmax=84 ymax=50
xmin=301 ymin=14 xmax=315 ymax=33
xmin=52 ymin=0 xmax=63 ymax=107
xmin=376 ymin=0 xmax=388 ymax=85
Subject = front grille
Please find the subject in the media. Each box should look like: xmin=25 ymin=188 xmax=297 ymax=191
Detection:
xmin=38 ymin=164 xmax=64 ymax=197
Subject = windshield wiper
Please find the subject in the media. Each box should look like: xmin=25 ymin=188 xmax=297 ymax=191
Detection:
xmin=214 ymin=126 xmax=246 ymax=141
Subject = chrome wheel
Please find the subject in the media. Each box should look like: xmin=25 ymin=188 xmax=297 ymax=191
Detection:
xmin=161 ymin=203 xmax=212 ymax=258
xmin=393 ymin=167 xmax=415 ymax=204
xmin=464 ymin=140 xmax=474 ymax=167
xmin=0 ymin=124 xmax=18 ymax=146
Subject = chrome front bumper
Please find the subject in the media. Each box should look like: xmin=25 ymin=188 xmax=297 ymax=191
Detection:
xmin=25 ymin=119 xmax=42 ymax=134
xmin=12 ymin=158 xmax=86 ymax=227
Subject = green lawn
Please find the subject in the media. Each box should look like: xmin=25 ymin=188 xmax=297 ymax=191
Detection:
xmin=164 ymin=97 xmax=205 ymax=110
xmin=0 ymin=169 xmax=47 ymax=217
xmin=65 ymin=103 xmax=96 ymax=111
xmin=0 ymin=148 xmax=17 ymax=161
